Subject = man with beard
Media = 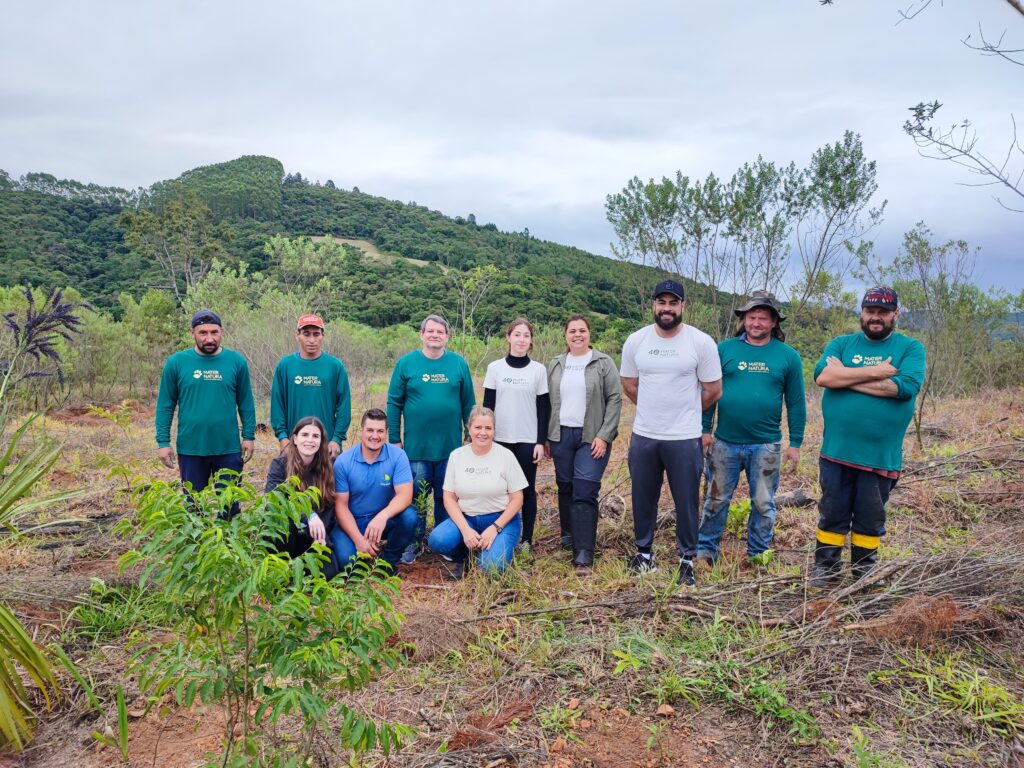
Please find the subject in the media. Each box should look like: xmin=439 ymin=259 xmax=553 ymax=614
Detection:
xmin=387 ymin=314 xmax=476 ymax=563
xmin=620 ymin=280 xmax=722 ymax=586
xmin=698 ymin=291 xmax=806 ymax=568
xmin=155 ymin=309 xmax=256 ymax=497
xmin=270 ymin=313 xmax=351 ymax=460
xmin=811 ymin=286 xmax=926 ymax=586
xmin=330 ymin=409 xmax=418 ymax=573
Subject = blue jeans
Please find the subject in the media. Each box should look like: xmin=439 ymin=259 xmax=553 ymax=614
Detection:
xmin=409 ymin=459 xmax=449 ymax=546
xmin=330 ymin=505 xmax=419 ymax=570
xmin=427 ymin=512 xmax=522 ymax=575
xmin=697 ymin=440 xmax=781 ymax=560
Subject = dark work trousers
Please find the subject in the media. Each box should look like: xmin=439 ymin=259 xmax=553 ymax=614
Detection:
xmin=498 ymin=441 xmax=540 ymax=544
xmin=628 ymin=434 xmax=703 ymax=559
xmin=816 ymin=457 xmax=897 ymax=573
xmin=178 ymin=452 xmax=244 ymax=518
xmin=278 ymin=517 xmax=339 ymax=581
xmin=549 ymin=427 xmax=610 ymax=553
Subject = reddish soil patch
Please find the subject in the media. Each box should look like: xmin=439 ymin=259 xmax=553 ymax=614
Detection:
xmin=67 ymin=558 xmax=121 ymax=577
xmin=397 ymin=555 xmax=451 ymax=587
xmin=17 ymin=706 xmax=226 ymax=768
xmin=547 ymin=703 xmax=753 ymax=768
xmin=118 ymin=706 xmax=226 ymax=768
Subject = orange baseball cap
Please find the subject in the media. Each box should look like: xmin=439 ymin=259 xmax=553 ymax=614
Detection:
xmin=296 ymin=313 xmax=325 ymax=330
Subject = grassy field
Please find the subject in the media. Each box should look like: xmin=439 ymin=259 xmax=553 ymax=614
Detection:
xmin=2 ymin=389 xmax=1023 ymax=767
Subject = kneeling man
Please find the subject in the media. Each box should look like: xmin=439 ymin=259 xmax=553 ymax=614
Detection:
xmin=331 ymin=408 xmax=418 ymax=572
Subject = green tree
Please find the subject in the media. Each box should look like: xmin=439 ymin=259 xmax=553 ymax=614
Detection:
xmin=119 ymin=478 xmax=412 ymax=765
xmin=789 ymin=130 xmax=885 ymax=318
xmin=120 ymin=193 xmax=234 ymax=303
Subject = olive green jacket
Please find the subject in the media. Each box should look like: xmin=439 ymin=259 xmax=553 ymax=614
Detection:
xmin=546 ymin=350 xmax=622 ymax=444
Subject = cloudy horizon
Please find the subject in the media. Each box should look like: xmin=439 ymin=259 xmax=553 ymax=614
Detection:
xmin=3 ymin=1 xmax=1021 ymax=293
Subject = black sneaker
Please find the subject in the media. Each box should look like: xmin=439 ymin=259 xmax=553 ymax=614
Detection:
xmin=627 ymin=552 xmax=656 ymax=574
xmin=675 ymin=558 xmax=696 ymax=588
xmin=445 ymin=560 xmax=467 ymax=581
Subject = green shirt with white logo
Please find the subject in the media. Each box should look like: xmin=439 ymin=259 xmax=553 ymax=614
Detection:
xmin=702 ymin=336 xmax=807 ymax=447
xmin=155 ymin=348 xmax=256 ymax=456
xmin=270 ymin=352 xmax=352 ymax=445
xmin=386 ymin=350 xmax=476 ymax=462
xmin=813 ymin=331 xmax=926 ymax=471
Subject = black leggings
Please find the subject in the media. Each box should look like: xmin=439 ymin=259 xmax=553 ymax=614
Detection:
xmin=499 ymin=441 xmax=539 ymax=544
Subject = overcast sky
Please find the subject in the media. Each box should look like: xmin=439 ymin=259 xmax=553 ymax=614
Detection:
xmin=3 ymin=1 xmax=1022 ymax=292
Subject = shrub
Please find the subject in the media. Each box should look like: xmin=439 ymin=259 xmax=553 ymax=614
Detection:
xmin=118 ymin=476 xmax=413 ymax=766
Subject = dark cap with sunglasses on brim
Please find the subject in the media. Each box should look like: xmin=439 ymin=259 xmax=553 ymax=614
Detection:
xmin=861 ymin=286 xmax=899 ymax=311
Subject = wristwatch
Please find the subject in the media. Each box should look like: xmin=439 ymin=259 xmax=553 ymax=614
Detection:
xmin=492 ymin=521 xmax=504 ymax=533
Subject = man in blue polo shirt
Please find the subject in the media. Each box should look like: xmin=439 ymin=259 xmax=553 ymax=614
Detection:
xmin=330 ymin=408 xmax=418 ymax=572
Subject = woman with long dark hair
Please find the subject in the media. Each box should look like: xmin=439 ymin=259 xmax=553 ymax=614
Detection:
xmin=263 ymin=416 xmax=336 ymax=575
xmin=546 ymin=315 xmax=622 ymax=571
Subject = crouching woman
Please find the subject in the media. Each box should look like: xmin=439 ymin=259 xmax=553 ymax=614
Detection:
xmin=263 ymin=416 xmax=337 ymax=578
xmin=428 ymin=406 xmax=527 ymax=578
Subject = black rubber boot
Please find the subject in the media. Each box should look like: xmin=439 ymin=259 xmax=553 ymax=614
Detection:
xmin=557 ymin=484 xmax=573 ymax=548
xmin=810 ymin=542 xmax=843 ymax=587
xmin=570 ymin=500 xmax=598 ymax=554
xmin=572 ymin=549 xmax=594 ymax=569
xmin=851 ymin=545 xmax=879 ymax=582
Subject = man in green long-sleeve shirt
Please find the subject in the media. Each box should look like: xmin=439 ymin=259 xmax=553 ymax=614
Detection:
xmin=155 ymin=309 xmax=256 ymax=497
xmin=387 ymin=314 xmax=475 ymax=562
xmin=698 ymin=291 xmax=806 ymax=566
xmin=812 ymin=286 xmax=926 ymax=586
xmin=270 ymin=313 xmax=351 ymax=459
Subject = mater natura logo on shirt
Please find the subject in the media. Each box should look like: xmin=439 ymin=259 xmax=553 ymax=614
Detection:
xmin=647 ymin=348 xmax=679 ymax=358
xmin=293 ymin=375 xmax=322 ymax=387
xmin=852 ymin=354 xmax=885 ymax=366
xmin=501 ymin=376 xmax=530 ymax=386
xmin=737 ymin=361 xmax=769 ymax=373
xmin=193 ymin=369 xmax=223 ymax=381
xmin=421 ymin=373 xmax=450 ymax=384
xmin=464 ymin=467 xmax=492 ymax=475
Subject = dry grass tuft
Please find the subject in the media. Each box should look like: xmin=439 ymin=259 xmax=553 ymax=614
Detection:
xmin=447 ymin=723 xmax=500 ymax=751
xmin=466 ymin=698 xmax=536 ymax=731
xmin=398 ymin=604 xmax=471 ymax=662
xmin=856 ymin=594 xmax=960 ymax=645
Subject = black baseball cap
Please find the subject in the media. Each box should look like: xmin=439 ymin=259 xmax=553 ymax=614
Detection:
xmin=190 ymin=309 xmax=222 ymax=328
xmin=653 ymin=279 xmax=685 ymax=300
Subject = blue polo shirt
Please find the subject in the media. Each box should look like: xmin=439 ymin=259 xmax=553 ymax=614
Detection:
xmin=333 ymin=442 xmax=414 ymax=518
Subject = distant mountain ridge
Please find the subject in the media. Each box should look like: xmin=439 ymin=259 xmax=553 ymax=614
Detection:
xmin=0 ymin=156 xmax=655 ymax=332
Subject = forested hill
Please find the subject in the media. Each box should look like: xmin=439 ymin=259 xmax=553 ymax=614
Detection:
xmin=0 ymin=155 xmax=653 ymax=333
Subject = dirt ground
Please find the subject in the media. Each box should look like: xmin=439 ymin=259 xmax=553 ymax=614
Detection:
xmin=3 ymin=390 xmax=1024 ymax=767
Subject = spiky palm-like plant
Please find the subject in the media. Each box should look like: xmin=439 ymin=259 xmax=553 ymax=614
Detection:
xmin=0 ymin=285 xmax=88 ymax=749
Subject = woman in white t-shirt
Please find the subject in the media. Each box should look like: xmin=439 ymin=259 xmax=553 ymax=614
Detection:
xmin=482 ymin=317 xmax=550 ymax=554
xmin=545 ymin=315 xmax=622 ymax=571
xmin=427 ymin=406 xmax=528 ymax=578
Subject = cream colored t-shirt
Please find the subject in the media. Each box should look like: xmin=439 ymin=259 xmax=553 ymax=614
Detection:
xmin=443 ymin=443 xmax=528 ymax=517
